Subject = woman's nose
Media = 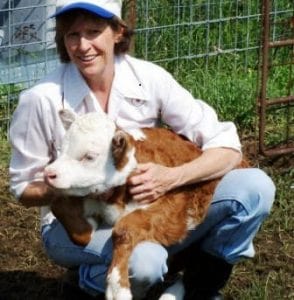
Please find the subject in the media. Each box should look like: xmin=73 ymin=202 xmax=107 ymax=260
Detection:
xmin=78 ymin=36 xmax=91 ymax=51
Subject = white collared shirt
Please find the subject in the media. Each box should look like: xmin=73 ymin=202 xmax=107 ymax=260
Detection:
xmin=9 ymin=54 xmax=241 ymax=203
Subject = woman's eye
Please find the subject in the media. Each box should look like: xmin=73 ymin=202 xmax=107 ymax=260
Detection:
xmin=88 ymin=29 xmax=101 ymax=36
xmin=65 ymin=32 xmax=80 ymax=42
xmin=66 ymin=32 xmax=79 ymax=38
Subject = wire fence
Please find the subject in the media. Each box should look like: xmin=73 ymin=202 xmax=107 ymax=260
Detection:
xmin=0 ymin=0 xmax=56 ymax=85
xmin=0 ymin=1 xmax=293 ymax=143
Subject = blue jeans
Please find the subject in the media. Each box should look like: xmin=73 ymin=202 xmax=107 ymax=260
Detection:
xmin=41 ymin=168 xmax=275 ymax=296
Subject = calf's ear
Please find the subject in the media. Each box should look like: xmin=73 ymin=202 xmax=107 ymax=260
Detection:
xmin=59 ymin=109 xmax=77 ymax=130
xmin=112 ymin=130 xmax=129 ymax=169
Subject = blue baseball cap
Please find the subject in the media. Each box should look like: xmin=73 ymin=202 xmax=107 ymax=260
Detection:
xmin=52 ymin=0 xmax=122 ymax=19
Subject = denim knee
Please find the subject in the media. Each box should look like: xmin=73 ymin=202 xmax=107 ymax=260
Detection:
xmin=213 ymin=168 xmax=276 ymax=218
xmin=129 ymin=242 xmax=168 ymax=284
xmin=198 ymin=168 xmax=276 ymax=263
xmin=42 ymin=220 xmax=101 ymax=267
xmin=249 ymin=168 xmax=276 ymax=217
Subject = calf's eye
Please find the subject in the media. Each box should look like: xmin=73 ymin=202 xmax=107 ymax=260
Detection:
xmin=85 ymin=154 xmax=95 ymax=161
xmin=81 ymin=153 xmax=97 ymax=162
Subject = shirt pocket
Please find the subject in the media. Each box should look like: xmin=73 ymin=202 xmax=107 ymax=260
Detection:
xmin=119 ymin=97 xmax=149 ymax=121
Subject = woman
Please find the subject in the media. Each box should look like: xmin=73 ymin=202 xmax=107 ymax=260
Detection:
xmin=9 ymin=1 xmax=276 ymax=299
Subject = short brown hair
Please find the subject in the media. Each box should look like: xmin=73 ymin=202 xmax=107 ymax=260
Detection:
xmin=55 ymin=10 xmax=134 ymax=63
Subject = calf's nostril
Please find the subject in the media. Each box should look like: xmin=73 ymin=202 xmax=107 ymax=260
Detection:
xmin=48 ymin=173 xmax=57 ymax=179
xmin=44 ymin=170 xmax=58 ymax=181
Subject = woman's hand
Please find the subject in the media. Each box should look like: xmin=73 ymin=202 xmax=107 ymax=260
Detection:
xmin=127 ymin=148 xmax=241 ymax=205
xmin=127 ymin=163 xmax=180 ymax=204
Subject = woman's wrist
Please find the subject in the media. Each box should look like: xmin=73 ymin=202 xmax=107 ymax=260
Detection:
xmin=170 ymin=165 xmax=188 ymax=190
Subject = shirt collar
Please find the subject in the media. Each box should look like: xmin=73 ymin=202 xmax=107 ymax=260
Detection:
xmin=63 ymin=63 xmax=91 ymax=110
xmin=62 ymin=55 xmax=148 ymax=110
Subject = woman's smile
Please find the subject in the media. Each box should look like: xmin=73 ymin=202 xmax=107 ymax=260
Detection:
xmin=77 ymin=54 xmax=98 ymax=62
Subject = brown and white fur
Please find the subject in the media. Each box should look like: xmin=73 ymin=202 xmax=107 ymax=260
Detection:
xmin=44 ymin=110 xmax=248 ymax=300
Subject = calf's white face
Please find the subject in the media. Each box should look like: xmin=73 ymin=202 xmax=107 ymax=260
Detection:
xmin=44 ymin=111 xmax=137 ymax=196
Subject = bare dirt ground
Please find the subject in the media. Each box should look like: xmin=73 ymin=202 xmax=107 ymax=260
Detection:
xmin=0 ymin=148 xmax=293 ymax=300
xmin=0 ymin=165 xmax=95 ymax=300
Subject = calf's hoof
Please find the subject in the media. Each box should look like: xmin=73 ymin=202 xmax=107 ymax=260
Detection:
xmin=106 ymin=267 xmax=132 ymax=300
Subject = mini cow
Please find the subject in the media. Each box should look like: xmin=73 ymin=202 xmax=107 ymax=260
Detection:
xmin=44 ymin=110 xmax=248 ymax=300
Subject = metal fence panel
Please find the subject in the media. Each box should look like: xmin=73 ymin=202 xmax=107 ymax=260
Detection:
xmin=257 ymin=0 xmax=294 ymax=156
xmin=0 ymin=0 xmax=293 ymax=155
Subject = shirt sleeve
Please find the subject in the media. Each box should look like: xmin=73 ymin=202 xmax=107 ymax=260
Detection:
xmin=159 ymin=71 xmax=241 ymax=152
xmin=9 ymin=90 xmax=53 ymax=199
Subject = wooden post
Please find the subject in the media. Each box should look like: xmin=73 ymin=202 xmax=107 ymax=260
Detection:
xmin=123 ymin=0 xmax=137 ymax=54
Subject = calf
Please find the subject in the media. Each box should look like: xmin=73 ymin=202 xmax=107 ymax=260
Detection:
xmin=44 ymin=110 xmax=247 ymax=300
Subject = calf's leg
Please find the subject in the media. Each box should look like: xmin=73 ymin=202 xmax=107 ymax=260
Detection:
xmin=106 ymin=205 xmax=189 ymax=300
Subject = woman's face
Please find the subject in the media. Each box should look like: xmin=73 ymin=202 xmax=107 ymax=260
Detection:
xmin=64 ymin=16 xmax=122 ymax=82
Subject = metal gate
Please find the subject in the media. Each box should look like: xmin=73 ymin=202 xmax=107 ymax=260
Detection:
xmin=258 ymin=0 xmax=294 ymax=156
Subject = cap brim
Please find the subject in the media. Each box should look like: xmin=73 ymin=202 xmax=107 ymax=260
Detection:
xmin=51 ymin=2 xmax=115 ymax=19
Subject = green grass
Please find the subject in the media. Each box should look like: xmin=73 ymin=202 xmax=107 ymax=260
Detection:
xmin=0 ymin=84 xmax=22 ymax=140
xmin=172 ymin=57 xmax=258 ymax=130
xmin=0 ymin=137 xmax=10 ymax=168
